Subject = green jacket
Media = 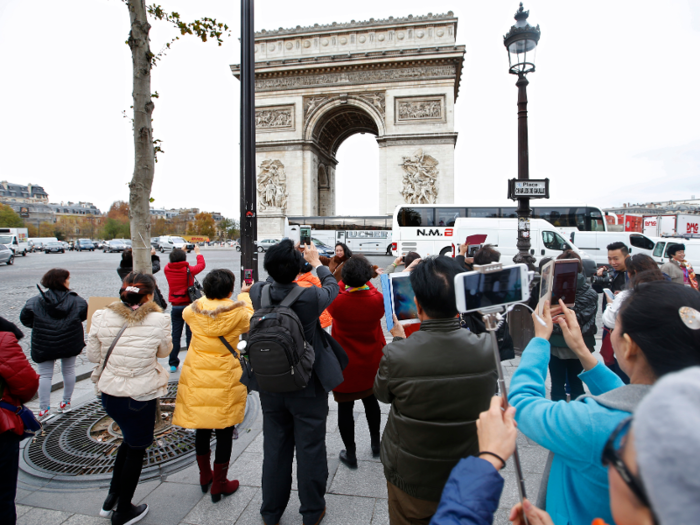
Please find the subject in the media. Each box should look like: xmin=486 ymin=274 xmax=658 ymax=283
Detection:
xmin=373 ymin=317 xmax=497 ymax=501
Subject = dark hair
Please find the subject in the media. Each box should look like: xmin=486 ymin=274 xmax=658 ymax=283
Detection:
xmin=474 ymin=244 xmax=501 ymax=265
xmin=626 ymin=254 xmax=664 ymax=285
xmin=299 ymin=261 xmax=313 ymax=275
xmin=264 ymin=239 xmax=304 ymax=284
xmin=607 ymin=241 xmax=629 ymax=256
xmin=121 ymin=248 xmax=133 ymax=268
xmin=538 ymin=257 xmax=552 ymax=273
xmin=404 ymin=251 xmax=421 ymax=267
xmin=120 ymin=272 xmax=156 ymax=307
xmin=41 ymin=269 xmax=70 ymax=291
xmin=557 ymin=250 xmax=583 ymax=273
xmin=335 ymin=242 xmax=353 ymax=259
xmin=619 ymin=281 xmax=700 ymax=377
xmin=409 ymin=256 xmax=462 ymax=318
xmin=203 ymin=269 xmax=235 ymax=300
xmin=341 ymin=255 xmax=373 ymax=287
xmin=667 ymin=243 xmax=685 ymax=256
xmin=169 ymin=248 xmax=186 ymax=263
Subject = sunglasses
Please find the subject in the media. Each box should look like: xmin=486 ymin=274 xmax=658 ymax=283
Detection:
xmin=601 ymin=417 xmax=652 ymax=508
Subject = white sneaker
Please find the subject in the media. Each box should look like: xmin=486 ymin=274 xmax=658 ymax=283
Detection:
xmin=58 ymin=401 xmax=71 ymax=413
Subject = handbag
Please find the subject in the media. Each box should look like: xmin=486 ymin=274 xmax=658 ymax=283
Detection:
xmin=0 ymin=378 xmax=42 ymax=440
xmin=187 ymin=267 xmax=203 ymax=303
xmin=219 ymin=336 xmax=258 ymax=392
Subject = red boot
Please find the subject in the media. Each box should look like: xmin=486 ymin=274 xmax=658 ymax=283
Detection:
xmin=196 ymin=452 xmax=213 ymax=493
xmin=210 ymin=462 xmax=239 ymax=503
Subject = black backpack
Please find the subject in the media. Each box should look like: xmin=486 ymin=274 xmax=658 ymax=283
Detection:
xmin=247 ymin=284 xmax=315 ymax=393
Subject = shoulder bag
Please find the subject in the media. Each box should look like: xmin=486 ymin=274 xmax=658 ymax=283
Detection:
xmin=0 ymin=377 xmax=42 ymax=440
xmin=95 ymin=322 xmax=129 ymax=384
xmin=187 ymin=267 xmax=204 ymax=303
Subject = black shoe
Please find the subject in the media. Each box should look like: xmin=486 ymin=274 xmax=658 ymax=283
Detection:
xmin=100 ymin=493 xmax=119 ymax=517
xmin=111 ymin=503 xmax=149 ymax=525
xmin=339 ymin=449 xmax=358 ymax=469
xmin=371 ymin=437 xmax=380 ymax=458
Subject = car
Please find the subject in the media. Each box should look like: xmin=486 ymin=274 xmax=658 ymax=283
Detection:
xmin=121 ymin=239 xmax=132 ymax=247
xmin=104 ymin=240 xmax=128 ymax=253
xmin=156 ymin=236 xmax=194 ymax=253
xmin=76 ymin=239 xmax=95 ymax=251
xmin=257 ymin=239 xmax=281 ymax=253
xmin=0 ymin=244 xmax=14 ymax=265
xmin=311 ymin=238 xmax=334 ymax=258
xmin=150 ymin=237 xmax=160 ymax=249
xmin=45 ymin=242 xmax=65 ymax=254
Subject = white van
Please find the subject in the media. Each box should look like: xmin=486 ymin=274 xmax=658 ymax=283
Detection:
xmin=156 ymin=236 xmax=194 ymax=253
xmin=651 ymin=238 xmax=700 ymax=268
xmin=0 ymin=228 xmax=29 ymax=256
xmin=453 ymin=218 xmax=596 ymax=276
xmin=568 ymin=231 xmax=656 ymax=267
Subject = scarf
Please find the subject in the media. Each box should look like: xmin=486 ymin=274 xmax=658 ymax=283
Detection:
xmin=345 ymin=284 xmax=369 ymax=292
xmin=679 ymin=260 xmax=698 ymax=290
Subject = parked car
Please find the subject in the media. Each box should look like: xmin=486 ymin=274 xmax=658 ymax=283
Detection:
xmin=94 ymin=240 xmax=105 ymax=250
xmin=104 ymin=239 xmax=128 ymax=253
xmin=257 ymin=238 xmax=281 ymax=253
xmin=156 ymin=236 xmax=194 ymax=253
xmin=76 ymin=239 xmax=95 ymax=251
xmin=311 ymin=238 xmax=334 ymax=258
xmin=0 ymin=244 xmax=14 ymax=265
xmin=45 ymin=242 xmax=65 ymax=254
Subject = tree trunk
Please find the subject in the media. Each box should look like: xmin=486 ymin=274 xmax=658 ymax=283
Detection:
xmin=127 ymin=0 xmax=155 ymax=274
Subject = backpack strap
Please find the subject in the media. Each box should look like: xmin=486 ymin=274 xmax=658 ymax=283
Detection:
xmin=261 ymin=284 xmax=305 ymax=308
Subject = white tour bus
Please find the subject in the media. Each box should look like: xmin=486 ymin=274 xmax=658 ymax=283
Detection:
xmin=391 ymin=204 xmax=609 ymax=257
xmin=286 ymin=216 xmax=392 ymax=255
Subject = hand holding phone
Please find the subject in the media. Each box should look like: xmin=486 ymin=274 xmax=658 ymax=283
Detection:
xmin=603 ymin=289 xmax=615 ymax=302
xmin=244 ymin=269 xmax=253 ymax=286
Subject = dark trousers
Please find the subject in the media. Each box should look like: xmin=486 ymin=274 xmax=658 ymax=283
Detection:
xmin=0 ymin=432 xmax=21 ymax=525
xmin=170 ymin=305 xmax=191 ymax=367
xmin=195 ymin=426 xmax=235 ymax=464
xmin=109 ymin=442 xmax=147 ymax=512
xmin=549 ymin=355 xmax=585 ymax=402
xmin=259 ymin=391 xmax=329 ymax=525
xmin=337 ymin=394 xmax=381 ymax=455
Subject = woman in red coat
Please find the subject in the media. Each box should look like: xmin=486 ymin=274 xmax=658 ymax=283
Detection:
xmin=326 ymin=255 xmax=385 ymax=469
xmin=0 ymin=317 xmax=39 ymax=524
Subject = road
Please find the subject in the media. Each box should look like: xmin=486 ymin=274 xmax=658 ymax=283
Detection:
xmin=0 ymin=248 xmax=394 ymax=365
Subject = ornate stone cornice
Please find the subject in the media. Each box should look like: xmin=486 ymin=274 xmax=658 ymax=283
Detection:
xmin=256 ymin=12 xmax=456 ymax=38
xmin=376 ymin=132 xmax=458 ymax=148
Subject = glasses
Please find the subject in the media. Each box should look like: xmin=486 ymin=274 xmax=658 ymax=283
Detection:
xmin=601 ymin=417 xmax=652 ymax=508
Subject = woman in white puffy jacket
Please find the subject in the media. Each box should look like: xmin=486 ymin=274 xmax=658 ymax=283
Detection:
xmin=87 ymin=272 xmax=172 ymax=525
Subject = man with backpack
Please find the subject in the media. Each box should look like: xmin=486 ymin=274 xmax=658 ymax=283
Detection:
xmin=248 ymin=239 xmax=347 ymax=525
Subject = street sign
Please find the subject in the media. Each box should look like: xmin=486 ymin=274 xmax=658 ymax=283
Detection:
xmin=508 ymin=178 xmax=550 ymax=200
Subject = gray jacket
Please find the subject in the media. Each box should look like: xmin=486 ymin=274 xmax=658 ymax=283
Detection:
xmin=661 ymin=260 xmax=685 ymax=285
xmin=374 ymin=317 xmax=497 ymax=501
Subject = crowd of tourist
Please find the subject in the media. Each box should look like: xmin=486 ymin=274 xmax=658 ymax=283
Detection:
xmin=1 ymin=240 xmax=699 ymax=525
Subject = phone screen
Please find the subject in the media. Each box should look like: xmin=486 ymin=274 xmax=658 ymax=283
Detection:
xmin=300 ymin=227 xmax=311 ymax=246
xmin=603 ymin=289 xmax=615 ymax=300
xmin=390 ymin=274 xmax=420 ymax=323
xmin=244 ymin=269 xmax=253 ymax=285
xmin=460 ymin=267 xmax=524 ymax=312
xmin=551 ymin=261 xmax=578 ymax=306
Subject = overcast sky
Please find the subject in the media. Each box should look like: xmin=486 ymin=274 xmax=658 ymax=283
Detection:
xmin=1 ymin=0 xmax=698 ymax=219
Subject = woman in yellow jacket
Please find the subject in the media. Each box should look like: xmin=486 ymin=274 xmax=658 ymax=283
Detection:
xmin=172 ymin=269 xmax=253 ymax=503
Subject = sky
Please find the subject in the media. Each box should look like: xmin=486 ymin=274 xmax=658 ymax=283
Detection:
xmin=0 ymin=0 xmax=698 ymax=219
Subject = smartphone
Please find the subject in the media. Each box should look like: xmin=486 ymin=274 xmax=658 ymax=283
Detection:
xmin=454 ymin=264 xmax=530 ymax=313
xmin=467 ymin=244 xmax=482 ymax=257
xmin=388 ymin=273 xmax=421 ymax=324
xmin=603 ymin=288 xmax=615 ymax=301
xmin=551 ymin=261 xmax=579 ymax=308
xmin=244 ymin=269 xmax=253 ymax=286
xmin=300 ymin=226 xmax=311 ymax=247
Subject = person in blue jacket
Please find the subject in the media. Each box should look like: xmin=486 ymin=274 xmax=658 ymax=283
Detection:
xmin=507 ymin=281 xmax=700 ymax=525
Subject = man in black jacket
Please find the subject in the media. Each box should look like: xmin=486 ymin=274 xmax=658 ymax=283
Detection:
xmin=374 ymin=256 xmax=497 ymax=525
xmin=249 ymin=240 xmax=347 ymax=525
xmin=591 ymin=241 xmax=629 ymax=298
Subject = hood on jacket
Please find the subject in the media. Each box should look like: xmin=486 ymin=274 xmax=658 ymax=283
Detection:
xmin=186 ymin=297 xmax=250 ymax=337
xmin=576 ymin=272 xmax=589 ymax=291
xmin=37 ymin=287 xmax=77 ymax=319
xmin=106 ymin=300 xmax=163 ymax=326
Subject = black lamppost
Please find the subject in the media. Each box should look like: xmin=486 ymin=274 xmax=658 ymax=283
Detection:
xmin=504 ymin=3 xmax=540 ymax=267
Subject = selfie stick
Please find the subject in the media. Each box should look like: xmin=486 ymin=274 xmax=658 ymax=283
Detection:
xmin=476 ymin=263 xmax=529 ymax=524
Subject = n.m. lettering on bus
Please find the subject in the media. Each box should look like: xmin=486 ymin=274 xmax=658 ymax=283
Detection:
xmin=417 ymin=228 xmax=453 ymax=237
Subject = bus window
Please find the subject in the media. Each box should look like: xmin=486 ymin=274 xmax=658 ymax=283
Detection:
xmin=467 ymin=207 xmax=499 ymax=218
xmin=436 ymin=208 xmax=464 ymax=227
xmin=589 ymin=208 xmax=605 ymax=231
xmin=536 ymin=207 xmax=574 ymax=228
xmin=630 ymin=234 xmax=654 ymax=251
xmin=653 ymin=242 xmax=666 ymax=258
xmin=542 ymin=231 xmax=570 ymax=251
xmin=398 ymin=207 xmax=435 ymax=227
xmin=501 ymin=207 xmax=517 ymax=218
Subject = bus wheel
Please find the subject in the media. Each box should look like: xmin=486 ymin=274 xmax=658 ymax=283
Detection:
xmin=439 ymin=247 xmax=452 ymax=257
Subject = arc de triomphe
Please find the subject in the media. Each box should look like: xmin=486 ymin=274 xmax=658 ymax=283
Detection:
xmin=231 ymin=12 xmax=465 ymax=237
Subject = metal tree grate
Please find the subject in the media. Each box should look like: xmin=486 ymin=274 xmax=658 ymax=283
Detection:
xmin=24 ymin=382 xmax=196 ymax=478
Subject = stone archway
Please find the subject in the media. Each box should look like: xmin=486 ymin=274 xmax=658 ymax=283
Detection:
xmin=231 ymin=12 xmax=465 ymax=237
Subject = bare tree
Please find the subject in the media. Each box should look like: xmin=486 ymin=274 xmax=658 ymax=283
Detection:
xmin=124 ymin=0 xmax=230 ymax=272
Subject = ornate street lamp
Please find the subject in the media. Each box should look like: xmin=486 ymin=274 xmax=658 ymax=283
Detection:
xmin=504 ymin=3 xmax=541 ymax=267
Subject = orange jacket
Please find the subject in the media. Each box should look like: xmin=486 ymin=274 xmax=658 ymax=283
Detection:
xmin=294 ymin=272 xmax=333 ymax=328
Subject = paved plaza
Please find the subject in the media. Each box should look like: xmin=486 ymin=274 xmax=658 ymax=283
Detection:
xmin=2 ymin=248 xmax=599 ymax=525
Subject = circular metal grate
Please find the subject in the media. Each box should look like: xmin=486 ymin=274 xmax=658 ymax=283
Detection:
xmin=21 ymin=382 xmax=257 ymax=484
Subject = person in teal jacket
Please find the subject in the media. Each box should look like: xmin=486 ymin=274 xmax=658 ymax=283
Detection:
xmin=509 ymin=280 xmax=700 ymax=525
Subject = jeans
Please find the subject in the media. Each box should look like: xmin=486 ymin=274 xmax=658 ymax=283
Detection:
xmin=195 ymin=426 xmax=235 ymax=464
xmin=337 ymin=394 xmax=381 ymax=455
xmin=549 ymin=355 xmax=585 ymax=402
xmin=37 ymin=357 xmax=76 ymax=410
xmin=0 ymin=432 xmax=21 ymax=525
xmin=170 ymin=305 xmax=191 ymax=367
